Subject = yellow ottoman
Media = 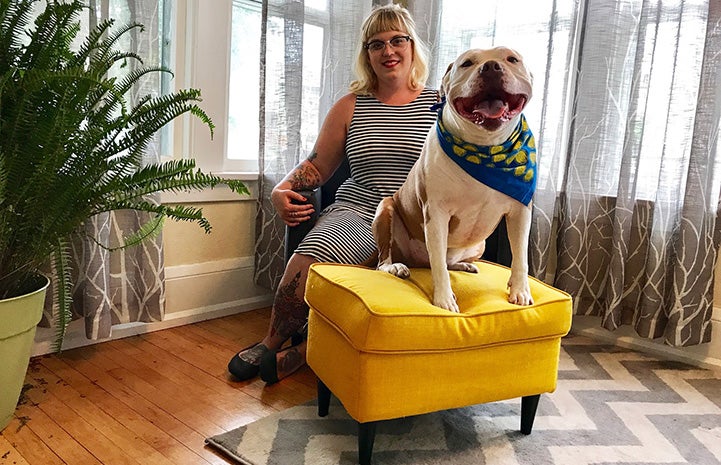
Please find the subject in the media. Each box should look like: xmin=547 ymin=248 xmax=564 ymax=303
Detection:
xmin=305 ymin=261 xmax=572 ymax=465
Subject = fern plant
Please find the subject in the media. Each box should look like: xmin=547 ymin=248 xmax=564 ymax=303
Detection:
xmin=0 ymin=0 xmax=249 ymax=348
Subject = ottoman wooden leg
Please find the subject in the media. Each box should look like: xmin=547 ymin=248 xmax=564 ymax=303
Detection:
xmin=358 ymin=421 xmax=377 ymax=465
xmin=520 ymin=394 xmax=541 ymax=434
xmin=318 ymin=379 xmax=331 ymax=417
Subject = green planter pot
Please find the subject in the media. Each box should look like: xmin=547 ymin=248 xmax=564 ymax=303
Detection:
xmin=0 ymin=275 xmax=49 ymax=431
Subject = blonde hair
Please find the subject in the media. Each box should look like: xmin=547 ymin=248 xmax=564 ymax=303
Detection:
xmin=349 ymin=4 xmax=430 ymax=95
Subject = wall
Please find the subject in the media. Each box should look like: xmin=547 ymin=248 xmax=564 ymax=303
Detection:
xmin=32 ymin=184 xmax=274 ymax=355
xmin=163 ymin=196 xmax=271 ymax=318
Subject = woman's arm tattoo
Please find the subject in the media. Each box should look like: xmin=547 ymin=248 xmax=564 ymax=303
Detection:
xmin=289 ymin=153 xmax=322 ymax=190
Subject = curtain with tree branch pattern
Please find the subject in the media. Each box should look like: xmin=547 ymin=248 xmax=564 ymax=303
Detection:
xmin=41 ymin=0 xmax=166 ymax=341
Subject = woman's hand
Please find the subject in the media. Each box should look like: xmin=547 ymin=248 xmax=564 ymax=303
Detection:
xmin=271 ymin=188 xmax=315 ymax=226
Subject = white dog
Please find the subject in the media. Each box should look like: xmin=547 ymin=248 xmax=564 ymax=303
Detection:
xmin=372 ymin=46 xmax=536 ymax=312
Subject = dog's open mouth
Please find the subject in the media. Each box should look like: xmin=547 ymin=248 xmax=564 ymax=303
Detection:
xmin=453 ymin=90 xmax=527 ymax=128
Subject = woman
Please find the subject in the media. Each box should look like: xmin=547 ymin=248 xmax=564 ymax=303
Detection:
xmin=228 ymin=4 xmax=440 ymax=383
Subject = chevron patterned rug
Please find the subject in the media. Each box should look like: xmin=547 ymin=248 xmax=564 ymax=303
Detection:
xmin=205 ymin=335 xmax=721 ymax=465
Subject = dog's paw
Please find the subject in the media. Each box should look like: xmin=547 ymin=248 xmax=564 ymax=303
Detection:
xmin=433 ymin=290 xmax=460 ymax=313
xmin=448 ymin=262 xmax=479 ymax=273
xmin=378 ymin=262 xmax=411 ymax=279
xmin=507 ymin=278 xmax=533 ymax=306
xmin=508 ymin=290 xmax=533 ymax=306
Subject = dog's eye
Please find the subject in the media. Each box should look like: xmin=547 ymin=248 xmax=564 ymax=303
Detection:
xmin=460 ymin=59 xmax=473 ymax=68
xmin=507 ymin=56 xmax=519 ymax=64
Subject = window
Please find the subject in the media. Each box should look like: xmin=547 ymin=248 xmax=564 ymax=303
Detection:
xmin=569 ymin=0 xmax=710 ymax=200
xmin=107 ymin=0 xmax=170 ymax=161
xmin=70 ymin=1 xmax=171 ymax=160
xmin=30 ymin=1 xmax=169 ymax=161
xmin=227 ymin=1 xmax=262 ymax=165
xmin=227 ymin=0 xmax=328 ymax=171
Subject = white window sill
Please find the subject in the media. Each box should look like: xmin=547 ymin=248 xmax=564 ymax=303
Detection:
xmin=214 ymin=171 xmax=259 ymax=181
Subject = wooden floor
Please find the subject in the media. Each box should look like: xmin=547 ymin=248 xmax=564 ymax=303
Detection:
xmin=0 ymin=308 xmax=318 ymax=465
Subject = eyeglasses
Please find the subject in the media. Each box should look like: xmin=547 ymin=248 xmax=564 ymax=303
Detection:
xmin=364 ymin=35 xmax=412 ymax=53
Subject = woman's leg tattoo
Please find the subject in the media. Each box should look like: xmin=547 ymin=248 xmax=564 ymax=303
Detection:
xmin=277 ymin=347 xmax=303 ymax=374
xmin=270 ymin=271 xmax=308 ymax=340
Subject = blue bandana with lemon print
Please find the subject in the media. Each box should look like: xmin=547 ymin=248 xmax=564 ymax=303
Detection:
xmin=435 ymin=105 xmax=537 ymax=206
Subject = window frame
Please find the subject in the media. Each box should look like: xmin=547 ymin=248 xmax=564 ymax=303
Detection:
xmin=168 ymin=0 xmax=253 ymax=178
xmin=168 ymin=0 xmax=331 ymax=180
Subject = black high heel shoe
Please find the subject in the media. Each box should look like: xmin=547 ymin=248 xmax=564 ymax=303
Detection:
xmin=227 ymin=342 xmax=268 ymax=381
xmin=260 ymin=324 xmax=308 ymax=385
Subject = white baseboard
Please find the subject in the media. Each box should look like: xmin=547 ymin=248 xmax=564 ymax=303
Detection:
xmin=164 ymin=256 xmax=255 ymax=279
xmin=32 ymin=255 xmax=274 ymax=356
xmin=32 ymin=293 xmax=274 ymax=356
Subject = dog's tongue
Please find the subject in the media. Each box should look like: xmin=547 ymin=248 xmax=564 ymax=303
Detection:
xmin=474 ymin=99 xmax=507 ymax=119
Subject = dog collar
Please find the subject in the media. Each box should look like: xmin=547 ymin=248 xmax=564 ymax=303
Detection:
xmin=435 ymin=105 xmax=537 ymax=206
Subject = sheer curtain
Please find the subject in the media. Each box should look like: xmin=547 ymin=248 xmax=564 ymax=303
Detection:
xmin=254 ymin=0 xmax=372 ymax=289
xmin=41 ymin=0 xmax=166 ymax=340
xmin=254 ymin=0 xmax=721 ymax=347
xmin=552 ymin=0 xmax=721 ymax=346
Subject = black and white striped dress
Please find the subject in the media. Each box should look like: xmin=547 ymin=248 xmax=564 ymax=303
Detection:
xmin=295 ymin=88 xmax=439 ymax=264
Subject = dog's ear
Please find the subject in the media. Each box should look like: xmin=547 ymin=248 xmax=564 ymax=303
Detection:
xmin=439 ymin=61 xmax=454 ymax=99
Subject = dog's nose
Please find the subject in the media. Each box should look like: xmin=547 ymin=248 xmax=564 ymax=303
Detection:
xmin=481 ymin=60 xmax=503 ymax=75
